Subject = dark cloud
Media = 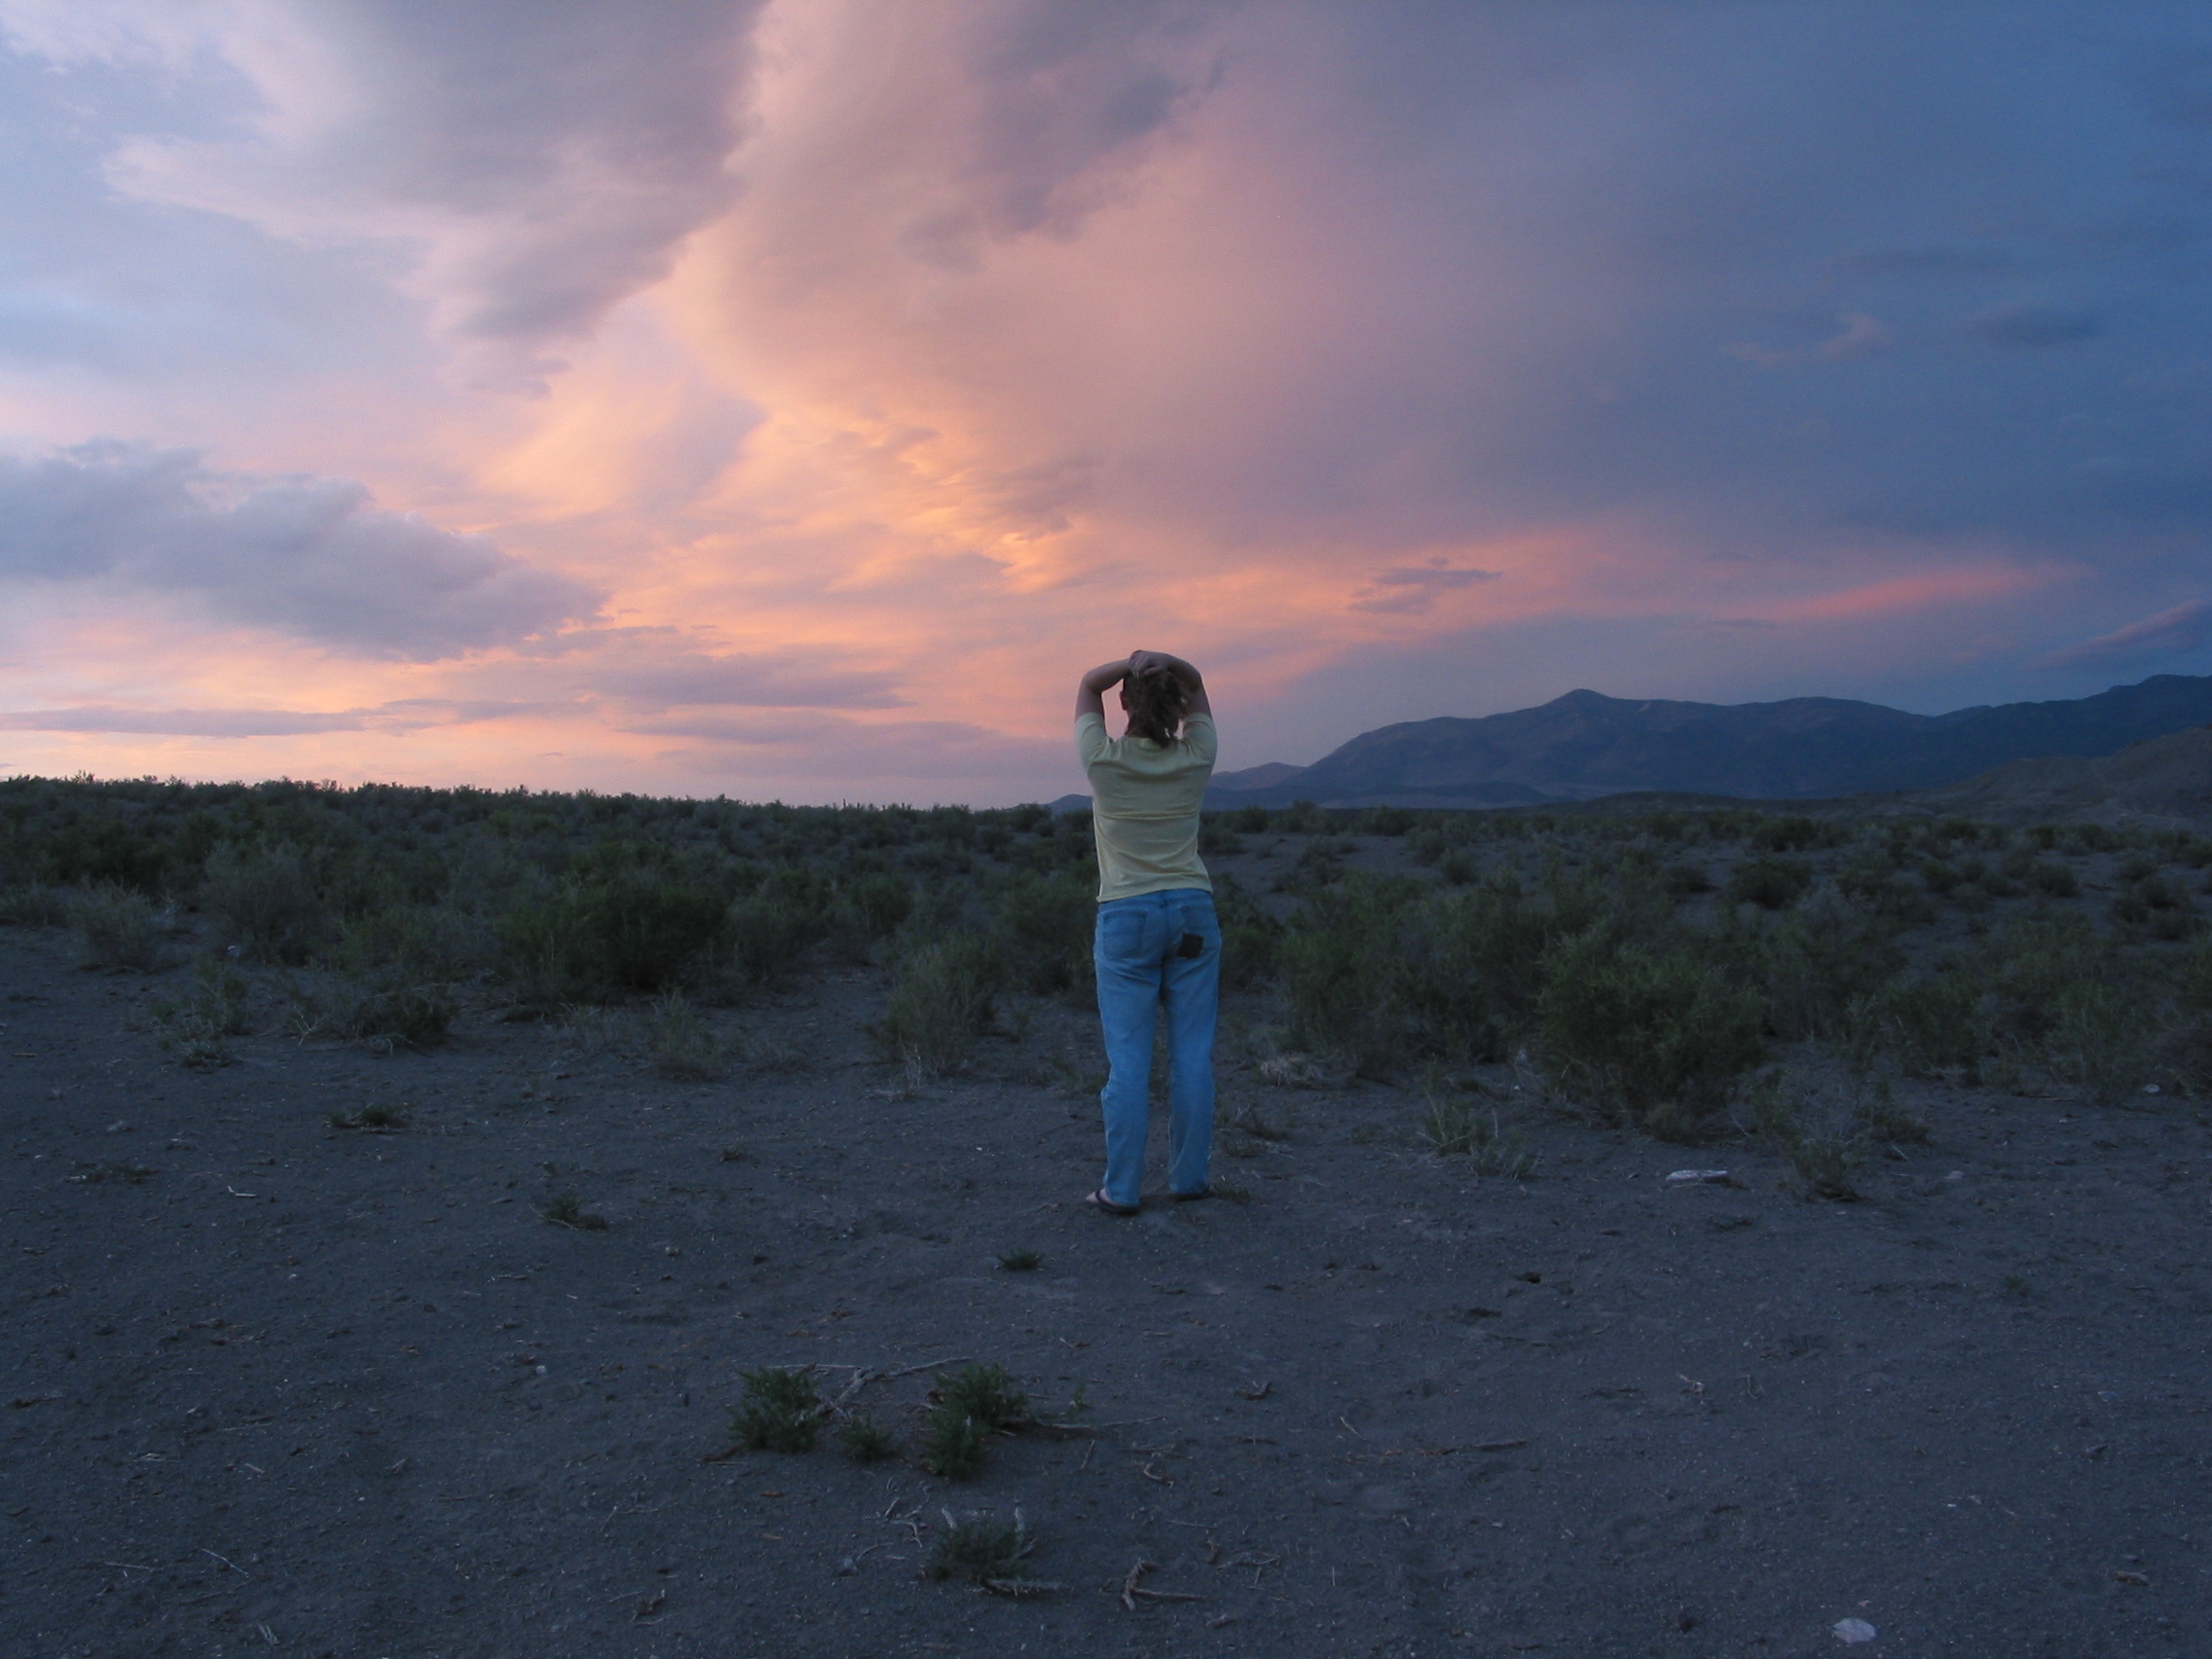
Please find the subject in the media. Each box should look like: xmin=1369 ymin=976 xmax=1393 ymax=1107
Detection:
xmin=1351 ymin=561 xmax=1500 ymax=614
xmin=1963 ymin=303 xmax=2105 ymax=349
xmin=0 ymin=443 xmax=601 ymax=658
xmin=2035 ymin=600 xmax=2212 ymax=669
xmin=0 ymin=706 xmax=368 ymax=737
xmin=511 ymin=629 xmax=905 ymax=711
xmin=625 ymin=710 xmax=1063 ymax=782
xmin=29 ymin=1 xmax=767 ymax=388
xmin=0 ymin=697 xmax=554 ymax=736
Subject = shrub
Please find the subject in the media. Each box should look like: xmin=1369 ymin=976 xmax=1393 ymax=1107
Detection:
xmin=938 ymin=1362 xmax=1029 ymax=1429
xmin=286 ymin=975 xmax=457 ymax=1049
xmin=1726 ymin=856 xmax=1814 ymax=911
xmin=1280 ymin=876 xmax=1423 ymax=1074
xmin=838 ymin=1413 xmax=899 ymax=1463
xmin=151 ymin=958 xmax=252 ymax=1069
xmin=2046 ymin=980 xmax=2148 ymax=1105
xmin=870 ymin=934 xmax=1003 ymax=1075
xmin=1212 ymin=874 xmax=1281 ymax=991
xmin=498 ymin=871 xmax=727 ymax=1001
xmin=1848 ymin=970 xmax=1987 ymax=1080
xmin=842 ymin=871 xmax=913 ymax=940
xmin=725 ymin=867 xmax=834 ymax=984
xmin=732 ymin=1366 xmax=819 ymax=1453
xmin=991 ymin=868 xmax=1094 ymax=997
xmin=2025 ymin=861 xmax=2080 ymax=898
xmin=1534 ymin=929 xmax=1765 ymax=1137
xmin=1418 ymin=1081 xmax=1536 ymax=1178
xmin=540 ymin=1190 xmax=609 ymax=1230
xmin=645 ymin=992 xmax=729 ymax=1080
xmin=926 ymin=1516 xmax=1033 ymax=1582
xmin=202 ymin=842 xmax=328 ymax=963
xmin=922 ymin=1409 xmax=988 ymax=1479
xmin=67 ymin=882 xmax=166 ymax=971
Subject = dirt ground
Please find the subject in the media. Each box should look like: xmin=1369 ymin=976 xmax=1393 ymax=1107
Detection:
xmin=2 ymin=903 xmax=2209 ymax=1659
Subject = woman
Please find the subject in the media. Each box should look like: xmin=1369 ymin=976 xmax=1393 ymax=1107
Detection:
xmin=1074 ymin=649 xmax=1220 ymax=1214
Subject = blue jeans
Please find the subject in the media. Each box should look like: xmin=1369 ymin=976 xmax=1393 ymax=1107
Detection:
xmin=1093 ymin=888 xmax=1220 ymax=1208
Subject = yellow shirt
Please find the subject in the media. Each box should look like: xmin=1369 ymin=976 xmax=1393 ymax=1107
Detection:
xmin=1076 ymin=711 xmax=1217 ymax=903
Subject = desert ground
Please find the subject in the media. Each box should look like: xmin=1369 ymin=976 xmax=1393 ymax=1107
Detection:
xmin=1 ymin=802 xmax=2209 ymax=1657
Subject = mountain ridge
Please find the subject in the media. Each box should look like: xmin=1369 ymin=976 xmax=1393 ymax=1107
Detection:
xmin=1202 ymin=674 xmax=2212 ymax=806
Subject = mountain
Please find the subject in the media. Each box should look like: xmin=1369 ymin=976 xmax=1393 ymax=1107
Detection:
xmin=1905 ymin=723 xmax=2212 ymax=823
xmin=1203 ymin=674 xmax=2212 ymax=807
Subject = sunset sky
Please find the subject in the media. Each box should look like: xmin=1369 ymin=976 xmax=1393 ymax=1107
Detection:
xmin=3 ymin=1 xmax=2211 ymax=804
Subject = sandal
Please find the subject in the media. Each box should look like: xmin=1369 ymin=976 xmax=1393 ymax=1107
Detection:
xmin=1171 ymin=1186 xmax=1212 ymax=1202
xmin=1086 ymin=1188 xmax=1140 ymax=1216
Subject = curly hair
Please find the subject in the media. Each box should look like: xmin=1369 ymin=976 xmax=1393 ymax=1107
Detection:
xmin=1123 ymin=670 xmax=1191 ymax=746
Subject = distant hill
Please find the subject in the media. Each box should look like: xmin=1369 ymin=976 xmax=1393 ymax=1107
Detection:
xmin=1904 ymin=723 xmax=2212 ymax=823
xmin=1203 ymin=674 xmax=2212 ymax=807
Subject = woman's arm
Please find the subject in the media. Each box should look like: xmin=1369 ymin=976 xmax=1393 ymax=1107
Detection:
xmin=1076 ymin=659 xmax=1131 ymax=719
xmin=1126 ymin=650 xmax=1211 ymax=718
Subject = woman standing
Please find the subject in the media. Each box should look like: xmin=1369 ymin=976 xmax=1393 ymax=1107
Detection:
xmin=1073 ymin=649 xmax=1220 ymax=1214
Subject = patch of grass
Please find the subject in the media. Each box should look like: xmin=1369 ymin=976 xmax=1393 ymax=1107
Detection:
xmin=645 ymin=992 xmax=729 ymax=1080
xmin=286 ymin=974 xmax=456 ymax=1050
xmin=838 ymin=1412 xmax=899 ymax=1463
xmin=540 ymin=1190 xmax=609 ymax=1231
xmin=995 ymin=1248 xmax=1042 ymax=1272
xmin=1419 ymin=1083 xmax=1537 ymax=1178
xmin=68 ymin=1161 xmax=156 ymax=1185
xmin=328 ymin=1103 xmax=407 ymax=1131
xmin=151 ymin=958 xmax=252 ymax=1070
xmin=732 ymin=1366 xmax=820 ymax=1453
xmin=925 ymin=1514 xmax=1033 ymax=1583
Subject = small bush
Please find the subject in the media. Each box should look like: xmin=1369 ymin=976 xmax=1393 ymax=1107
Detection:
xmin=732 ymin=1366 xmax=819 ymax=1453
xmin=2025 ymin=861 xmax=2080 ymax=898
xmin=1280 ymin=876 xmax=1424 ymax=1074
xmin=1848 ymin=970 xmax=1987 ymax=1080
xmin=869 ymin=934 xmax=1003 ymax=1076
xmin=499 ymin=871 xmax=727 ymax=1002
xmin=202 ymin=842 xmax=328 ymax=964
xmin=838 ymin=1413 xmax=899 ymax=1463
xmin=938 ymin=1362 xmax=1029 ymax=1429
xmin=0 ymin=885 xmax=68 ymax=927
xmin=921 ymin=1408 xmax=988 ymax=1479
xmin=991 ymin=868 xmax=1094 ymax=997
xmin=1419 ymin=1082 xmax=1536 ymax=1178
xmin=926 ymin=1515 xmax=1032 ymax=1582
xmin=1212 ymin=874 xmax=1282 ymax=991
xmin=842 ymin=871 xmax=913 ymax=940
xmin=287 ymin=975 xmax=456 ymax=1049
xmin=1534 ymin=929 xmax=1765 ymax=1137
xmin=151 ymin=958 xmax=252 ymax=1069
xmin=67 ymin=882 xmax=166 ymax=971
xmin=726 ymin=868 xmax=835 ymax=985
xmin=645 ymin=992 xmax=729 ymax=1080
xmin=1726 ymin=856 xmax=1813 ymax=910
xmin=540 ymin=1191 xmax=609 ymax=1231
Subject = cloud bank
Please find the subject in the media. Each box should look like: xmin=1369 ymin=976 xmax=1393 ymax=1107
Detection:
xmin=0 ymin=443 xmax=601 ymax=658
xmin=1 ymin=1 xmax=2210 ymax=800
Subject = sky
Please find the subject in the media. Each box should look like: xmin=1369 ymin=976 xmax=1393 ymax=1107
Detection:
xmin=3 ymin=0 xmax=2211 ymax=805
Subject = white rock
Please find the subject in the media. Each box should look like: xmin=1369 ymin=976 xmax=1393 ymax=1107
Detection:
xmin=1832 ymin=1616 xmax=1878 ymax=1644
